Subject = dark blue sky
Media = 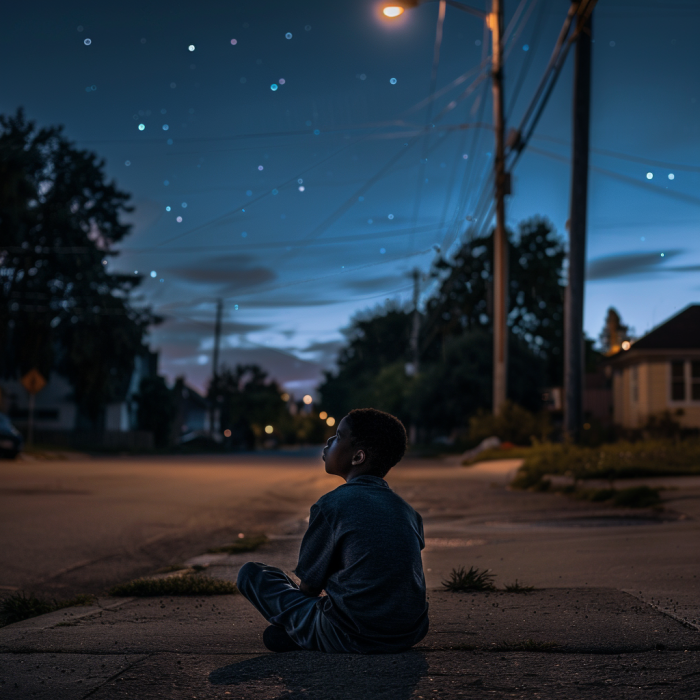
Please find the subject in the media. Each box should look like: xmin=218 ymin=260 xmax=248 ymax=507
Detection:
xmin=3 ymin=0 xmax=699 ymax=394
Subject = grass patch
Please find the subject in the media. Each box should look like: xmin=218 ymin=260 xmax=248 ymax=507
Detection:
xmin=442 ymin=566 xmax=496 ymax=592
xmin=503 ymin=580 xmax=535 ymax=593
xmin=206 ymin=534 xmax=269 ymax=555
xmin=109 ymin=573 xmax=237 ymax=597
xmin=511 ymin=440 xmax=700 ymax=490
xmin=491 ymin=639 xmax=558 ymax=652
xmin=0 ymin=592 xmax=96 ymax=627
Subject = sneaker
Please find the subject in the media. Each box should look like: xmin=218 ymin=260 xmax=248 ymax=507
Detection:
xmin=263 ymin=625 xmax=302 ymax=653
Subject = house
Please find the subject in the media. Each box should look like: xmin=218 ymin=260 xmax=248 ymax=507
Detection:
xmin=0 ymin=351 xmax=158 ymax=448
xmin=607 ymin=304 xmax=700 ymax=429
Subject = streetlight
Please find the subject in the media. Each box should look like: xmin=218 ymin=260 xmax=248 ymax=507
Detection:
xmin=379 ymin=0 xmax=509 ymax=416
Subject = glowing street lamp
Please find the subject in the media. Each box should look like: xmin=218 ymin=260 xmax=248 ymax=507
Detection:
xmin=383 ymin=5 xmax=406 ymax=17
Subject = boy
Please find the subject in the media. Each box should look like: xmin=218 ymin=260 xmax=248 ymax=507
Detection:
xmin=237 ymin=408 xmax=429 ymax=653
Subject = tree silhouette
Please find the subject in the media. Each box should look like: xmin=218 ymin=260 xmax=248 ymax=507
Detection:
xmin=0 ymin=109 xmax=157 ymax=422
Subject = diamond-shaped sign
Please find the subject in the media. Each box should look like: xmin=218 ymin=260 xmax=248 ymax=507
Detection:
xmin=21 ymin=369 xmax=47 ymax=395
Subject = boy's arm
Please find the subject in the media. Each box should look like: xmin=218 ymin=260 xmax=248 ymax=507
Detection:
xmin=294 ymin=504 xmax=333 ymax=595
xmin=299 ymin=580 xmax=322 ymax=597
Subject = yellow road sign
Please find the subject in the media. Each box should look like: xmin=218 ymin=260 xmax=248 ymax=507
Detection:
xmin=21 ymin=369 xmax=47 ymax=395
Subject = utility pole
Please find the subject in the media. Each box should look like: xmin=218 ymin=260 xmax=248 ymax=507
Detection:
xmin=210 ymin=298 xmax=223 ymax=436
xmin=409 ymin=269 xmax=421 ymax=445
xmin=564 ymin=3 xmax=593 ymax=440
xmin=489 ymin=0 xmax=508 ymax=415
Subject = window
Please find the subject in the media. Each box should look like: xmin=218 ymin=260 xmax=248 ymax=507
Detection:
xmin=693 ymin=361 xmax=700 ymax=401
xmin=631 ymin=366 xmax=639 ymax=403
xmin=671 ymin=361 xmax=686 ymax=401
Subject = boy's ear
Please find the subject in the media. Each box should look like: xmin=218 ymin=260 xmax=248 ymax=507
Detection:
xmin=351 ymin=449 xmax=366 ymax=465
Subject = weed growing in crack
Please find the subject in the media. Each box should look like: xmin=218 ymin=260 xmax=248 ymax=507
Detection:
xmin=442 ymin=566 xmax=496 ymax=592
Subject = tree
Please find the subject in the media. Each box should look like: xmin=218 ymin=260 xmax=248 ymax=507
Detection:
xmin=0 ymin=110 xmax=156 ymax=422
xmin=421 ymin=217 xmax=566 ymax=386
xmin=319 ymin=303 xmax=413 ymax=423
xmin=135 ymin=376 xmax=177 ymax=447
xmin=209 ymin=364 xmax=287 ymax=447
xmin=599 ymin=307 xmax=630 ymax=356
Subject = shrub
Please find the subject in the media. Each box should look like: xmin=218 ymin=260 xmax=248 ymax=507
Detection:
xmin=469 ymin=402 xmax=551 ymax=446
xmin=0 ymin=592 xmax=96 ymax=627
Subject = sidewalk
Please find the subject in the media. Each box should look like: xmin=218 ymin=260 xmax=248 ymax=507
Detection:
xmin=1 ymin=459 xmax=699 ymax=699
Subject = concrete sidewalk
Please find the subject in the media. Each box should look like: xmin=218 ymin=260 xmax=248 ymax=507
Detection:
xmin=1 ymin=534 xmax=699 ymax=699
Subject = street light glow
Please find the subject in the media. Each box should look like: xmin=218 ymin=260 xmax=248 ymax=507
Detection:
xmin=383 ymin=6 xmax=405 ymax=17
xmin=303 ymin=394 xmax=313 ymax=405
xmin=319 ymin=411 xmax=328 ymax=420
xmin=326 ymin=417 xmax=336 ymax=427
xmin=265 ymin=425 xmax=274 ymax=434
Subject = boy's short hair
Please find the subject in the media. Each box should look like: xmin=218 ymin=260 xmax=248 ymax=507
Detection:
xmin=345 ymin=408 xmax=407 ymax=478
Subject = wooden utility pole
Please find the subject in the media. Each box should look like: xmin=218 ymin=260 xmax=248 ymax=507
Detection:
xmin=210 ymin=298 xmax=223 ymax=436
xmin=564 ymin=4 xmax=593 ymax=439
xmin=409 ymin=268 xmax=421 ymax=445
xmin=489 ymin=0 xmax=508 ymax=415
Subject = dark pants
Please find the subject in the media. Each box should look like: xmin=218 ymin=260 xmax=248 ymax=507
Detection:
xmin=236 ymin=562 xmax=354 ymax=653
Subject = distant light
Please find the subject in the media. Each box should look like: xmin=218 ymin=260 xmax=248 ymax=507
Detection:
xmin=84 ymin=38 xmax=91 ymax=45
xmin=281 ymin=393 xmax=290 ymax=401
xmin=660 ymin=252 xmax=665 ymax=257
xmin=241 ymin=232 xmax=247 ymax=237
xmin=388 ymin=214 xmax=394 ymax=220
xmin=246 ymin=190 xmax=252 ymax=196
xmin=230 ymin=39 xmax=237 ymax=45
xmin=176 ymin=216 xmax=182 ymax=222
xmin=646 ymin=172 xmax=653 ymax=179
xmin=188 ymin=44 xmax=195 ymax=51
xmin=234 ymin=304 xmax=239 ymax=310
xmin=224 ymin=429 xmax=231 ymax=437
xmin=668 ymin=173 xmax=675 ymax=180
xmin=319 ymin=411 xmax=328 ymax=420
xmin=138 ymin=124 xmax=145 ymax=131
xmin=125 ymin=160 xmax=131 ymax=166
xmin=523 ymin=44 xmax=529 ymax=51
xmin=326 ymin=417 xmax=336 ymax=427
xmin=181 ymin=202 xmax=187 ymax=208
xmin=314 ymin=129 xmax=320 ymax=135
xmin=303 ymin=394 xmax=313 ymax=405
xmin=166 ymin=206 xmax=171 ymax=211
xmin=390 ymin=77 xmax=397 ymax=85
xmin=462 ymin=154 xmax=468 ymax=159
xmin=272 ymin=189 xmax=278 ymax=195
xmin=150 ymin=271 xmax=157 ymax=278
xmin=279 ymin=78 xmax=286 ymax=85
xmin=265 ymin=425 xmax=274 ymax=434
xmin=167 ymin=138 xmax=173 ymax=145
xmin=258 ymin=165 xmax=264 ymax=171
xmin=162 ymin=124 xmax=169 ymax=130
xmin=170 ymin=82 xmax=176 ymax=88
xmin=271 ymin=84 xmax=278 ymax=91
xmin=298 ymin=185 xmax=305 ymax=192
xmin=383 ymin=6 xmax=405 ymax=17
xmin=298 ymin=178 xmax=303 ymax=184
xmin=285 ymin=32 xmax=293 ymax=39
xmin=164 ymin=180 xmax=169 ymax=186
xmin=609 ymin=40 xmax=616 ymax=47
xmin=305 ymin=25 xmax=311 ymax=31
xmin=380 ymin=248 xmax=386 ymax=254
xmin=621 ymin=340 xmax=631 ymax=351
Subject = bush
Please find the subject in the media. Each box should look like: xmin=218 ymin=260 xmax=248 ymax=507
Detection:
xmin=469 ymin=401 xmax=551 ymax=446
xmin=512 ymin=440 xmax=700 ymax=489
xmin=442 ymin=566 xmax=496 ymax=592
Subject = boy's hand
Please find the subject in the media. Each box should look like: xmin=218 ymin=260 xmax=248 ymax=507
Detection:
xmin=299 ymin=580 xmax=322 ymax=597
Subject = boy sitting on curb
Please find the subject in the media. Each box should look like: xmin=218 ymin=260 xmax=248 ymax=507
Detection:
xmin=237 ymin=408 xmax=429 ymax=653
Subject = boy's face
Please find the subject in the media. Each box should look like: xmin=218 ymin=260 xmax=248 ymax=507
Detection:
xmin=322 ymin=416 xmax=364 ymax=479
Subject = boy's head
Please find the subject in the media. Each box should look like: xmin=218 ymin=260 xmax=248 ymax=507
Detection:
xmin=322 ymin=408 xmax=407 ymax=480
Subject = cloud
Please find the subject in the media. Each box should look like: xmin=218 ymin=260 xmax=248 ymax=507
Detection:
xmin=586 ymin=250 xmax=683 ymax=281
xmin=168 ymin=254 xmax=276 ymax=291
xmin=341 ymin=273 xmax=411 ymax=293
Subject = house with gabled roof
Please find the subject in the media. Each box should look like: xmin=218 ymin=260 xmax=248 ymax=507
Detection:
xmin=607 ymin=304 xmax=700 ymax=429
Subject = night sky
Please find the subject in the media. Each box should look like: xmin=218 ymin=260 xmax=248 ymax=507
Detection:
xmin=2 ymin=0 xmax=699 ymax=396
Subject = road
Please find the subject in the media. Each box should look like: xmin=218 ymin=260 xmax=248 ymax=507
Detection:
xmin=1 ymin=451 xmax=699 ymax=628
xmin=0 ymin=450 xmax=334 ymax=597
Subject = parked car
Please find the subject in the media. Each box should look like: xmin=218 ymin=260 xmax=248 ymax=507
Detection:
xmin=0 ymin=412 xmax=23 ymax=459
